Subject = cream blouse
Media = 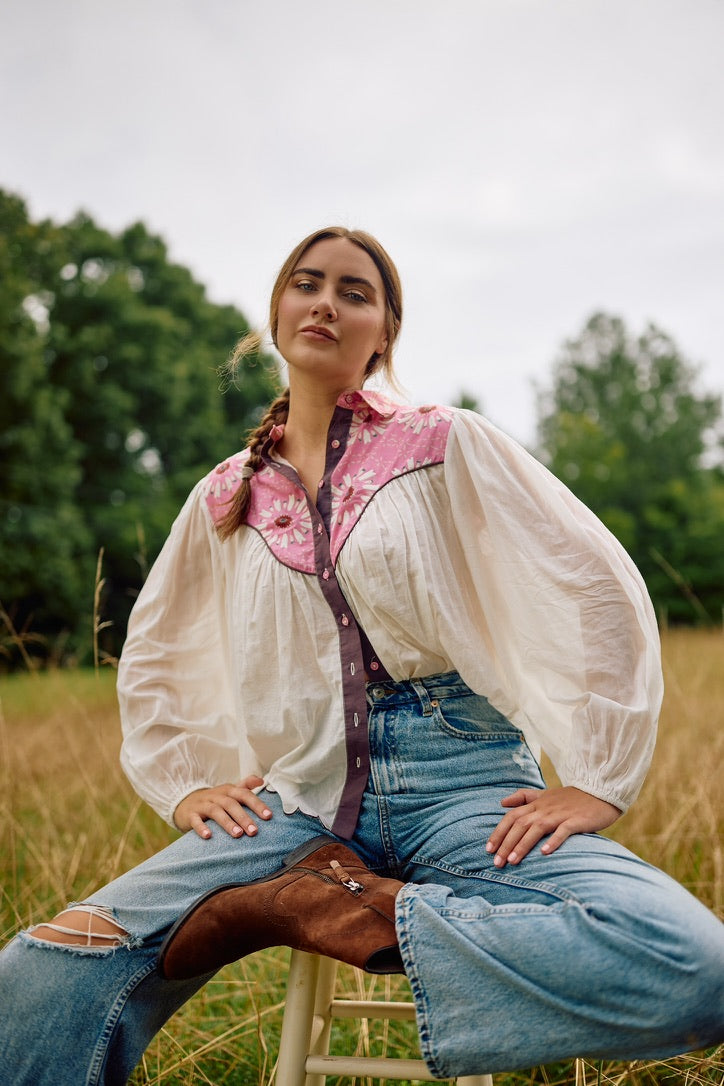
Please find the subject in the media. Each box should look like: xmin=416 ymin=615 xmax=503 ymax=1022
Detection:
xmin=118 ymin=389 xmax=663 ymax=837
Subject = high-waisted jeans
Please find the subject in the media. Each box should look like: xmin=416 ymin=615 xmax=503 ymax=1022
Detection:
xmin=1 ymin=673 xmax=723 ymax=1083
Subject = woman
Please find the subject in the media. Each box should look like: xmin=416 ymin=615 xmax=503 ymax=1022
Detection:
xmin=1 ymin=227 xmax=722 ymax=1084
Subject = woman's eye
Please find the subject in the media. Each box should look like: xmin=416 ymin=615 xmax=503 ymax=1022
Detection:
xmin=345 ymin=290 xmax=368 ymax=304
xmin=295 ymin=280 xmax=316 ymax=292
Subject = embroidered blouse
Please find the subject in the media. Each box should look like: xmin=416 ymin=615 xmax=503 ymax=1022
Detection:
xmin=118 ymin=389 xmax=663 ymax=837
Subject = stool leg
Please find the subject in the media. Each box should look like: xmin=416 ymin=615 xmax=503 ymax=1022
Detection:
xmin=276 ymin=951 xmax=321 ymax=1086
xmin=457 ymin=1076 xmax=494 ymax=1085
xmin=305 ymin=956 xmax=339 ymax=1086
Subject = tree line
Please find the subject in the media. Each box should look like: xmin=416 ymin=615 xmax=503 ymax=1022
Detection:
xmin=535 ymin=313 xmax=724 ymax=626
xmin=0 ymin=189 xmax=277 ymax=668
xmin=1 ymin=190 xmax=722 ymax=668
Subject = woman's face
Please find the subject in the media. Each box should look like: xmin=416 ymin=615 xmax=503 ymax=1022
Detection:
xmin=276 ymin=237 xmax=389 ymax=392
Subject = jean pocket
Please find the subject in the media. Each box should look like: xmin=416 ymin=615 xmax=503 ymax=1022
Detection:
xmin=431 ymin=692 xmax=523 ymax=741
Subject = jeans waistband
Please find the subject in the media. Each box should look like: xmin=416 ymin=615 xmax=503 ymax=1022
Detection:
xmin=365 ymin=670 xmax=470 ymax=707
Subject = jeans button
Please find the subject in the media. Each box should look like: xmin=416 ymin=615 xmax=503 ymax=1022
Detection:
xmin=372 ymin=686 xmax=385 ymax=698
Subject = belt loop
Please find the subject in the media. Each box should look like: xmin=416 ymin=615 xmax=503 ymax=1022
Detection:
xmin=411 ymin=679 xmax=433 ymax=716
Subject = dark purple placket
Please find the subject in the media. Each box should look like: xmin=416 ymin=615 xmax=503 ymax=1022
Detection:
xmin=260 ymin=406 xmax=386 ymax=838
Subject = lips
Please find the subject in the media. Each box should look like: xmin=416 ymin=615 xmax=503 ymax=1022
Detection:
xmin=300 ymin=325 xmax=337 ymax=342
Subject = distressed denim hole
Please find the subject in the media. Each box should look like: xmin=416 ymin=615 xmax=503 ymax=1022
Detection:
xmin=29 ymin=905 xmax=130 ymax=949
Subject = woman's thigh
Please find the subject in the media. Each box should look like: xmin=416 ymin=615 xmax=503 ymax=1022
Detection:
xmin=81 ymin=790 xmax=325 ymax=944
xmin=362 ymin=677 xmax=718 ymax=928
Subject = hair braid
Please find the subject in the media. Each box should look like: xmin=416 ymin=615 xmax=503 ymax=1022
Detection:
xmin=216 ymin=389 xmax=291 ymax=541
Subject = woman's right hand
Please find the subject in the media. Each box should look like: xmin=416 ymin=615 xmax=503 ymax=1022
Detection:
xmin=174 ymin=776 xmax=272 ymax=839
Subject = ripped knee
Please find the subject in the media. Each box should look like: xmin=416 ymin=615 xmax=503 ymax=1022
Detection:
xmin=30 ymin=905 xmax=129 ymax=948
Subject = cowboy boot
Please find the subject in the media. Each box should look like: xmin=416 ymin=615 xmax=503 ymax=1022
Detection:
xmin=158 ymin=835 xmax=405 ymax=980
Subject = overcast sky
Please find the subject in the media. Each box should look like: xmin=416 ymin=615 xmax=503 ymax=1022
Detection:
xmin=2 ymin=0 xmax=723 ymax=446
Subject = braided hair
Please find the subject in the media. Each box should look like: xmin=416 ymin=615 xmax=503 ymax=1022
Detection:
xmin=216 ymin=389 xmax=290 ymax=541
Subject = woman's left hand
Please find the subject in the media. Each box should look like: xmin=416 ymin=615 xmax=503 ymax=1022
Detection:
xmin=486 ymin=786 xmax=621 ymax=868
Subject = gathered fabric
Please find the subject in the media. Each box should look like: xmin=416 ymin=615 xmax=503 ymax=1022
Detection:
xmin=118 ymin=391 xmax=662 ymax=833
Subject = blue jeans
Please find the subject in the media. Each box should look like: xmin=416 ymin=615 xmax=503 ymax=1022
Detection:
xmin=1 ymin=673 xmax=722 ymax=1083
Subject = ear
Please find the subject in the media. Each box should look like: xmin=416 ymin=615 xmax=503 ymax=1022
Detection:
xmin=375 ymin=333 xmax=389 ymax=358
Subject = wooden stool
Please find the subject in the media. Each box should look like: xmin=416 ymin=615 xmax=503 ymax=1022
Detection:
xmin=276 ymin=949 xmax=493 ymax=1085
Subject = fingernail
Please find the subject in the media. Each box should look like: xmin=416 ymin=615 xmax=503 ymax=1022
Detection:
xmin=494 ymin=855 xmax=504 ymax=868
xmin=262 ymin=809 xmax=272 ymax=818
xmin=508 ymin=851 xmax=518 ymax=863
xmin=485 ymin=842 xmax=494 ymax=852
xmin=231 ymin=826 xmax=242 ymax=836
xmin=247 ymin=824 xmax=257 ymax=835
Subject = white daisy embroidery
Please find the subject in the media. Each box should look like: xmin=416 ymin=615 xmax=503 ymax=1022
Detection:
xmin=348 ymin=412 xmax=392 ymax=445
xmin=397 ymin=405 xmax=453 ymax=434
xmin=331 ymin=468 xmax=377 ymax=527
xmin=257 ymin=494 xmax=312 ymax=549
xmin=203 ymin=458 xmax=248 ymax=500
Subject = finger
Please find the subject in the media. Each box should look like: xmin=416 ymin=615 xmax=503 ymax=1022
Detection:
xmin=504 ymin=824 xmax=550 ymax=865
xmin=540 ymin=823 xmax=573 ymax=856
xmin=238 ymin=774 xmax=265 ymax=790
xmin=499 ymin=789 xmax=536 ymax=809
xmin=190 ymin=813 xmax=213 ymax=840
xmin=211 ymin=813 xmax=250 ymax=838
xmin=489 ymin=820 xmax=532 ymax=867
xmin=228 ymin=788 xmax=273 ymax=820
xmin=486 ymin=805 xmax=531 ymax=852
xmin=211 ymin=798 xmax=261 ymax=838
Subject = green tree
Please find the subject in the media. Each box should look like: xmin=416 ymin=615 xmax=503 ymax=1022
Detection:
xmin=536 ymin=312 xmax=724 ymax=624
xmin=0 ymin=190 xmax=278 ymax=667
xmin=0 ymin=192 xmax=91 ymax=661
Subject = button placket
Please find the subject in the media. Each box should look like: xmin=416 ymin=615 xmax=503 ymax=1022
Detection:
xmin=260 ymin=403 xmax=371 ymax=840
xmin=308 ymin=476 xmax=369 ymax=838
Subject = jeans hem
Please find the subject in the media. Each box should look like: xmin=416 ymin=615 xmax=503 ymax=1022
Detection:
xmin=395 ymin=885 xmax=445 ymax=1078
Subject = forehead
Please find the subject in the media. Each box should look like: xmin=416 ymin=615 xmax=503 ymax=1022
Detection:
xmin=294 ymin=237 xmax=383 ymax=289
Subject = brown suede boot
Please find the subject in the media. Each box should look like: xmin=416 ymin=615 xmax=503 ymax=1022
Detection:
xmin=158 ymin=835 xmax=405 ymax=980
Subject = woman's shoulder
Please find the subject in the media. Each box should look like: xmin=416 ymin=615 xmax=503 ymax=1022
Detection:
xmin=197 ymin=449 xmax=251 ymax=521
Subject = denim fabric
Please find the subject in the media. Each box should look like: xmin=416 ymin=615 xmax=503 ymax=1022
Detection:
xmin=1 ymin=672 xmax=722 ymax=1084
xmin=359 ymin=674 xmax=724 ymax=1076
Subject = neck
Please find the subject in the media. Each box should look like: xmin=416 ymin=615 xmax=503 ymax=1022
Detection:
xmin=281 ymin=376 xmax=361 ymax=459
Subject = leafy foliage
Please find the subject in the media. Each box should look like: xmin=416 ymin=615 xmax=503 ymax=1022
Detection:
xmin=536 ymin=313 xmax=724 ymax=624
xmin=0 ymin=190 xmax=278 ymax=666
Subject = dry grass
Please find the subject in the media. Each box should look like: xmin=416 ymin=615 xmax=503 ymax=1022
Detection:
xmin=1 ymin=630 xmax=722 ymax=1084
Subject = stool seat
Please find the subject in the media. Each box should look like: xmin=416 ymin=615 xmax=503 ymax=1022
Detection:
xmin=276 ymin=949 xmax=493 ymax=1085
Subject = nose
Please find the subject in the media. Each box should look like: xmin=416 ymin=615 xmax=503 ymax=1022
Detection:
xmin=311 ymin=289 xmax=337 ymax=321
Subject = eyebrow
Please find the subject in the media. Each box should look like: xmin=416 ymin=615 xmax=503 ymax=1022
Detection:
xmin=292 ymin=267 xmax=378 ymax=293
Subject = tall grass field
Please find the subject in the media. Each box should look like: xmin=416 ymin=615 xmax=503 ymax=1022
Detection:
xmin=1 ymin=629 xmax=722 ymax=1085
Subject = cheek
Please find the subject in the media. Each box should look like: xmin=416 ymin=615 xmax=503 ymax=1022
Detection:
xmin=275 ymin=294 xmax=298 ymax=345
xmin=363 ymin=312 xmax=387 ymax=352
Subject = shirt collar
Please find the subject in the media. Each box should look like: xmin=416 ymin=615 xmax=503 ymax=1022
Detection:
xmin=263 ymin=389 xmax=399 ymax=457
xmin=335 ymin=388 xmax=399 ymax=420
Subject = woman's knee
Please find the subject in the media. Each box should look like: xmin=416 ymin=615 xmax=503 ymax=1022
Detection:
xmin=29 ymin=906 xmax=129 ymax=948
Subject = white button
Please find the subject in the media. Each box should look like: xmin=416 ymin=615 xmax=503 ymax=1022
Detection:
xmin=322 ymin=569 xmax=330 ymax=580
xmin=331 ymin=438 xmax=340 ymax=449
xmin=341 ymin=614 xmax=349 ymax=626
xmin=370 ymin=660 xmax=379 ymax=671
xmin=317 ymin=524 xmax=323 ymax=534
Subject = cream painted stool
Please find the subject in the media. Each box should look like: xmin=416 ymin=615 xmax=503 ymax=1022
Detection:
xmin=276 ymin=949 xmax=493 ymax=1085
